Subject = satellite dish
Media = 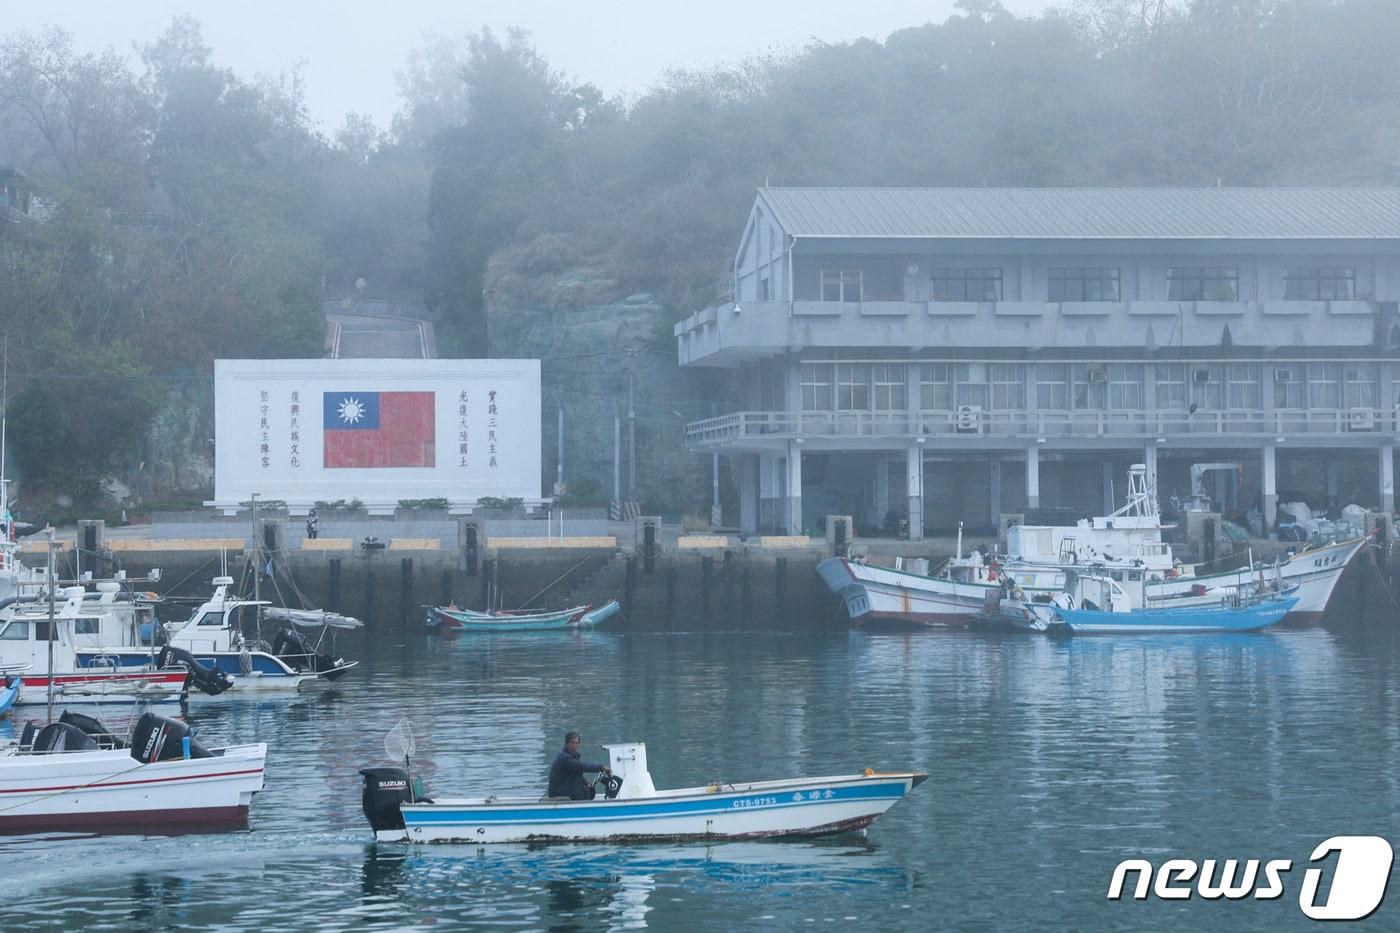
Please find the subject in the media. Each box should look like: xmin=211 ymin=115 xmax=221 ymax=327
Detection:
xmin=384 ymin=719 xmax=416 ymax=763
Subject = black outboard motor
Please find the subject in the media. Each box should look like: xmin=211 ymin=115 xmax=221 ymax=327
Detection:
xmin=360 ymin=767 xmax=414 ymax=833
xmin=157 ymin=645 xmax=235 ymax=696
xmin=33 ymin=722 xmax=98 ymax=753
xmin=130 ymin=712 xmax=213 ymax=763
xmin=598 ymin=773 xmax=624 ymax=800
xmin=59 ymin=710 xmax=125 ymax=750
xmin=273 ymin=627 xmax=345 ymax=676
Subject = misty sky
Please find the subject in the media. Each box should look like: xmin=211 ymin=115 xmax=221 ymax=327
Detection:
xmin=9 ymin=0 xmax=1054 ymax=131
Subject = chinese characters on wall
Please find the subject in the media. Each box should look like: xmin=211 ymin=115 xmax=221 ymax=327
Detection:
xmin=259 ymin=390 xmax=271 ymax=468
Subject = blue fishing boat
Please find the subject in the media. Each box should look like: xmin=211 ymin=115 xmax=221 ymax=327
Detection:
xmin=1051 ymin=593 xmax=1298 ymax=634
xmin=0 ymin=674 xmax=19 ymax=714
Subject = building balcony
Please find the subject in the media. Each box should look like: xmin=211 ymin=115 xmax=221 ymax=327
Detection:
xmin=686 ymin=407 xmax=1400 ymax=451
xmin=674 ymin=299 xmax=1384 ymax=367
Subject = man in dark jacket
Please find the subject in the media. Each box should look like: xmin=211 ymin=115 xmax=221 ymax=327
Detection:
xmin=547 ymin=731 xmax=610 ymax=800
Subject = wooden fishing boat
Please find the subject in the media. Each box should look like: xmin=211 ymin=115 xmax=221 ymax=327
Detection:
xmin=428 ymin=599 xmax=621 ymax=633
xmin=360 ymin=740 xmax=925 ymax=844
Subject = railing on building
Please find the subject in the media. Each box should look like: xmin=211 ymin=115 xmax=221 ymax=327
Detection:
xmin=686 ymin=407 xmax=1400 ymax=446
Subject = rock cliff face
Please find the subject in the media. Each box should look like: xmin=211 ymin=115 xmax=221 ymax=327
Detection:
xmin=486 ymin=247 xmax=717 ymax=513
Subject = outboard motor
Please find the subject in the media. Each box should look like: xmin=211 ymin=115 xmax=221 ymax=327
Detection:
xmin=18 ymin=722 xmax=39 ymax=751
xmin=59 ymin=710 xmax=124 ymax=749
xmin=360 ymin=767 xmax=414 ymax=833
xmin=130 ymin=712 xmax=213 ymax=763
xmin=33 ymin=722 xmax=98 ymax=753
xmin=157 ymin=645 xmax=235 ymax=696
xmin=273 ymin=627 xmax=346 ymax=677
xmin=597 ymin=773 xmax=624 ymax=800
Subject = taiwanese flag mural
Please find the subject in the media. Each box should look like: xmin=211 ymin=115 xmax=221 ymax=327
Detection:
xmin=323 ymin=391 xmax=435 ymax=468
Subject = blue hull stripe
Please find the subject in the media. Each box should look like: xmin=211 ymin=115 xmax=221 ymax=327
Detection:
xmin=77 ymin=651 xmax=298 ymax=677
xmin=405 ymin=782 xmax=905 ymax=826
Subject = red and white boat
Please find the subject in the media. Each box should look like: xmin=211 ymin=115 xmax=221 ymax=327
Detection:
xmin=0 ymin=711 xmax=266 ymax=833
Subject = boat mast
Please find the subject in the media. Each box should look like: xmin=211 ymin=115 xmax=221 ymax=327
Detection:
xmin=45 ymin=527 xmax=55 ymax=723
xmin=250 ymin=493 xmax=261 ymax=645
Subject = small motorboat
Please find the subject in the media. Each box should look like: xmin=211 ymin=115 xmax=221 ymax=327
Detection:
xmin=360 ymin=740 xmax=925 ymax=844
xmin=0 ymin=710 xmax=266 ymax=833
xmin=0 ymin=672 xmax=19 ymax=714
xmin=427 ymin=599 xmax=621 ymax=633
xmin=1049 ymin=575 xmax=1299 ymax=634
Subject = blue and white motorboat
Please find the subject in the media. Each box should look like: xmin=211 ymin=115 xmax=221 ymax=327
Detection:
xmin=78 ymin=577 xmax=360 ymax=692
xmin=360 ymin=741 xmax=926 ymax=844
xmin=1049 ymin=577 xmax=1299 ymax=634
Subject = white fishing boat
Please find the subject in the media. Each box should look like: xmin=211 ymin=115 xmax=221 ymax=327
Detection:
xmin=0 ymin=710 xmax=266 ymax=833
xmin=0 ymin=584 xmax=201 ymax=705
xmin=360 ymin=739 xmax=926 ymax=844
xmin=80 ymin=577 xmax=359 ymax=692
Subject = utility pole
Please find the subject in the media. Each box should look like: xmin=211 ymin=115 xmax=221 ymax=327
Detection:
xmin=627 ymin=353 xmax=640 ymax=551
xmin=612 ymin=405 xmax=621 ymax=513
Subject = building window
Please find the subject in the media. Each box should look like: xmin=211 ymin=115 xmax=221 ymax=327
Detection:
xmin=820 ymin=269 xmax=863 ymax=302
xmin=835 ymin=363 xmax=870 ymax=410
xmin=1307 ymin=362 xmax=1341 ymax=409
xmin=1070 ymin=364 xmax=1107 ymax=410
xmin=758 ymin=272 xmax=771 ymax=301
xmin=1226 ymin=363 xmax=1261 ymax=409
xmin=1272 ymin=367 xmax=1305 ymax=408
xmin=1169 ymin=267 xmax=1238 ymax=301
xmin=1037 ymin=363 xmax=1069 ymax=410
xmin=931 ymin=268 xmax=1002 ymax=301
xmin=1049 ymin=267 xmax=1120 ymax=302
xmin=1284 ymin=267 xmax=1355 ymax=300
xmin=872 ymin=364 xmax=907 ymax=411
xmin=1108 ymin=363 xmax=1143 ymax=409
xmin=801 ymin=363 xmax=833 ymax=411
xmin=953 ymin=363 xmax=990 ymax=409
xmin=990 ymin=363 xmax=1025 ymax=409
xmin=1344 ymin=365 xmax=1377 ymax=408
xmin=1155 ymin=364 xmax=1187 ymax=410
xmin=919 ymin=363 xmax=951 ymax=409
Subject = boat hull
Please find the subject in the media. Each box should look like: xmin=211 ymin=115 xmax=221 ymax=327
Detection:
xmin=1053 ymin=596 xmax=1298 ymax=634
xmin=1147 ymin=538 xmax=1363 ymax=620
xmin=15 ymin=670 xmax=189 ymax=705
xmin=431 ymin=601 xmax=619 ymax=633
xmin=384 ymin=772 xmax=924 ymax=844
xmin=816 ymin=558 xmax=989 ymax=626
xmin=77 ymin=650 xmax=353 ymax=693
xmin=0 ymin=743 xmax=266 ymax=834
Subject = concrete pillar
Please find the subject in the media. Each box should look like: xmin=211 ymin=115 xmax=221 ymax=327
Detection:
xmin=1325 ymin=459 xmax=1340 ymax=511
xmin=1144 ymin=444 xmax=1159 ymax=507
xmin=874 ymin=455 xmax=890 ymax=526
xmin=758 ymin=451 xmax=779 ymax=533
xmin=739 ymin=454 xmax=759 ymax=534
xmin=785 ymin=441 xmax=803 ymax=535
xmin=1381 ymin=444 xmax=1395 ymax=516
xmin=907 ymin=443 xmax=925 ymax=541
xmin=989 ymin=460 xmax=1002 ymax=527
xmin=1214 ymin=470 xmax=1230 ymax=515
xmin=1026 ymin=444 xmax=1041 ymax=510
xmin=1262 ymin=444 xmax=1278 ymax=532
xmin=1101 ymin=460 xmax=1115 ymax=514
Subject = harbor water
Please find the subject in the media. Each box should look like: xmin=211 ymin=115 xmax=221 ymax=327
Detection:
xmin=1 ymin=613 xmax=1397 ymax=930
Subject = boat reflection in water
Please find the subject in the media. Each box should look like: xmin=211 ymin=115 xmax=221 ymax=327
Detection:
xmin=364 ymin=838 xmax=912 ymax=927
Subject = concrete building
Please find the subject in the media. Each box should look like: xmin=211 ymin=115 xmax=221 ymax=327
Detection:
xmin=676 ymin=187 xmax=1400 ymax=537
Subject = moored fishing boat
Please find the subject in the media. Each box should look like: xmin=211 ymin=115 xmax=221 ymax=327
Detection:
xmin=428 ymin=599 xmax=621 ymax=633
xmin=1049 ymin=580 xmax=1298 ymax=635
xmin=80 ymin=577 xmax=358 ymax=692
xmin=0 ymin=710 xmax=266 ymax=833
xmin=360 ymin=740 xmax=926 ymax=844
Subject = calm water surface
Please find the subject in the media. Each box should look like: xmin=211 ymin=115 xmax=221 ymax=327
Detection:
xmin=2 ymin=616 xmax=1397 ymax=930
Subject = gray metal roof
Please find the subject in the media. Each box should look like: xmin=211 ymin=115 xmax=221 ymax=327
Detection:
xmin=756 ymin=187 xmax=1400 ymax=239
